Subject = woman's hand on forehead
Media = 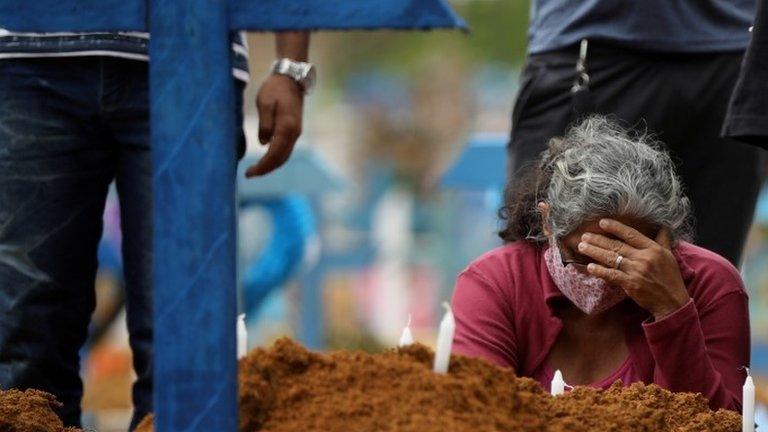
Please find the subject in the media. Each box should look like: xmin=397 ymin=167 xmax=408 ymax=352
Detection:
xmin=581 ymin=217 xmax=659 ymax=242
xmin=577 ymin=218 xmax=689 ymax=320
xmin=563 ymin=217 xmax=654 ymax=263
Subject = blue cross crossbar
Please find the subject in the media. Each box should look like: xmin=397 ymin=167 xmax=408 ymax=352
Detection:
xmin=2 ymin=0 xmax=466 ymax=33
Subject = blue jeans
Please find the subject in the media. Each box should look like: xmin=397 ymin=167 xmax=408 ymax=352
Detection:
xmin=0 ymin=56 xmax=152 ymax=429
xmin=0 ymin=57 xmax=244 ymax=429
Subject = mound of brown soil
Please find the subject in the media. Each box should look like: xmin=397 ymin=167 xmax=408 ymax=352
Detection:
xmin=140 ymin=338 xmax=742 ymax=431
xmin=0 ymin=389 xmax=81 ymax=432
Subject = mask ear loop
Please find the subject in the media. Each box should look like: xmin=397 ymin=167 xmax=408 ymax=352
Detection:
xmin=529 ymin=174 xmax=549 ymax=242
xmin=533 ymin=167 xmax=551 ymax=242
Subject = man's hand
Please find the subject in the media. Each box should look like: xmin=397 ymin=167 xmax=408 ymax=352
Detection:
xmin=578 ymin=219 xmax=690 ymax=320
xmin=246 ymin=74 xmax=304 ymax=177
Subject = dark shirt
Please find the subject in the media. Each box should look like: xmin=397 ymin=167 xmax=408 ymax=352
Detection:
xmin=0 ymin=30 xmax=249 ymax=81
xmin=723 ymin=0 xmax=768 ymax=146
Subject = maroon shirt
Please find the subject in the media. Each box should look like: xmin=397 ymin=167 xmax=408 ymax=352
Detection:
xmin=451 ymin=240 xmax=749 ymax=411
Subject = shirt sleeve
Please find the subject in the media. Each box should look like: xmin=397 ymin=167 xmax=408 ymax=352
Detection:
xmin=451 ymin=267 xmax=518 ymax=371
xmin=642 ymin=291 xmax=749 ymax=411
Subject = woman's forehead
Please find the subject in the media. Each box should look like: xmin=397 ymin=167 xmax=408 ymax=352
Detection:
xmin=571 ymin=216 xmax=657 ymax=239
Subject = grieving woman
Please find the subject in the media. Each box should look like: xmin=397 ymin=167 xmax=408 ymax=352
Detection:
xmin=452 ymin=116 xmax=749 ymax=411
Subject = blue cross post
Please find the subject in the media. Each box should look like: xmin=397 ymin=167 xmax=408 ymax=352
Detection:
xmin=2 ymin=1 xmax=465 ymax=430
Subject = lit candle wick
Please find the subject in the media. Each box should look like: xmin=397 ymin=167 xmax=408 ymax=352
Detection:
xmin=551 ymin=369 xmax=566 ymax=396
xmin=743 ymin=367 xmax=754 ymax=432
xmin=237 ymin=313 xmax=248 ymax=360
xmin=398 ymin=313 xmax=414 ymax=347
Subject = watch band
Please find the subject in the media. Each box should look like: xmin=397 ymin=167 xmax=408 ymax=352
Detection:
xmin=270 ymin=59 xmax=316 ymax=95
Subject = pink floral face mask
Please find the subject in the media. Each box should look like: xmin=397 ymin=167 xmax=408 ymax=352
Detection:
xmin=544 ymin=237 xmax=626 ymax=315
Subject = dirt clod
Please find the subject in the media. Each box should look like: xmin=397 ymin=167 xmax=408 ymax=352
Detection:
xmin=0 ymin=388 xmax=81 ymax=432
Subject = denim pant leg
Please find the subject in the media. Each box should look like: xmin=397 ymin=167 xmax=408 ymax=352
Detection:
xmin=100 ymin=58 xmax=153 ymax=430
xmin=0 ymin=58 xmax=115 ymax=427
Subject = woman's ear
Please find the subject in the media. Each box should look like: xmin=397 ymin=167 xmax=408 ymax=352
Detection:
xmin=537 ymin=202 xmax=552 ymax=237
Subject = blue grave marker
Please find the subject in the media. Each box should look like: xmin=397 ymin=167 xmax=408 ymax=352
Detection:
xmin=149 ymin=0 xmax=240 ymax=430
xmin=441 ymin=134 xmax=508 ymax=190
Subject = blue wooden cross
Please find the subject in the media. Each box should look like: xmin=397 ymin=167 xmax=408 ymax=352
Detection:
xmin=2 ymin=1 xmax=465 ymax=431
xmin=441 ymin=134 xmax=509 ymax=190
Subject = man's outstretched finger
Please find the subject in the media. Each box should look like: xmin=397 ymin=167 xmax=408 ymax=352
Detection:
xmin=245 ymin=131 xmax=295 ymax=177
xmin=245 ymin=141 xmax=291 ymax=177
xmin=258 ymin=101 xmax=276 ymax=145
xmin=245 ymin=144 xmax=289 ymax=177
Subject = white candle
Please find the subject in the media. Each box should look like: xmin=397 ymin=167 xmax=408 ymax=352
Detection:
xmin=551 ymin=369 xmax=566 ymax=396
xmin=398 ymin=314 xmax=414 ymax=347
xmin=744 ymin=370 xmax=755 ymax=432
xmin=237 ymin=313 xmax=248 ymax=360
xmin=433 ymin=302 xmax=455 ymax=374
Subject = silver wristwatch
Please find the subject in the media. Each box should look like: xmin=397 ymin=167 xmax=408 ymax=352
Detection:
xmin=270 ymin=59 xmax=317 ymax=95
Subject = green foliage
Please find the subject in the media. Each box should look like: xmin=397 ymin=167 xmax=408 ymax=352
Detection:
xmin=458 ymin=0 xmax=531 ymax=65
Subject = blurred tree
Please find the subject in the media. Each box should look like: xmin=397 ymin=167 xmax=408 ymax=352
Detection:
xmin=324 ymin=0 xmax=531 ymax=81
xmin=303 ymin=0 xmax=532 ymax=191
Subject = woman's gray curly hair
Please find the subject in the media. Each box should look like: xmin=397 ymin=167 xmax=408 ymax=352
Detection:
xmin=498 ymin=116 xmax=693 ymax=243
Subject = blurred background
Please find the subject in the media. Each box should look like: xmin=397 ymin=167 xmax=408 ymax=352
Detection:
xmin=78 ymin=0 xmax=768 ymax=429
